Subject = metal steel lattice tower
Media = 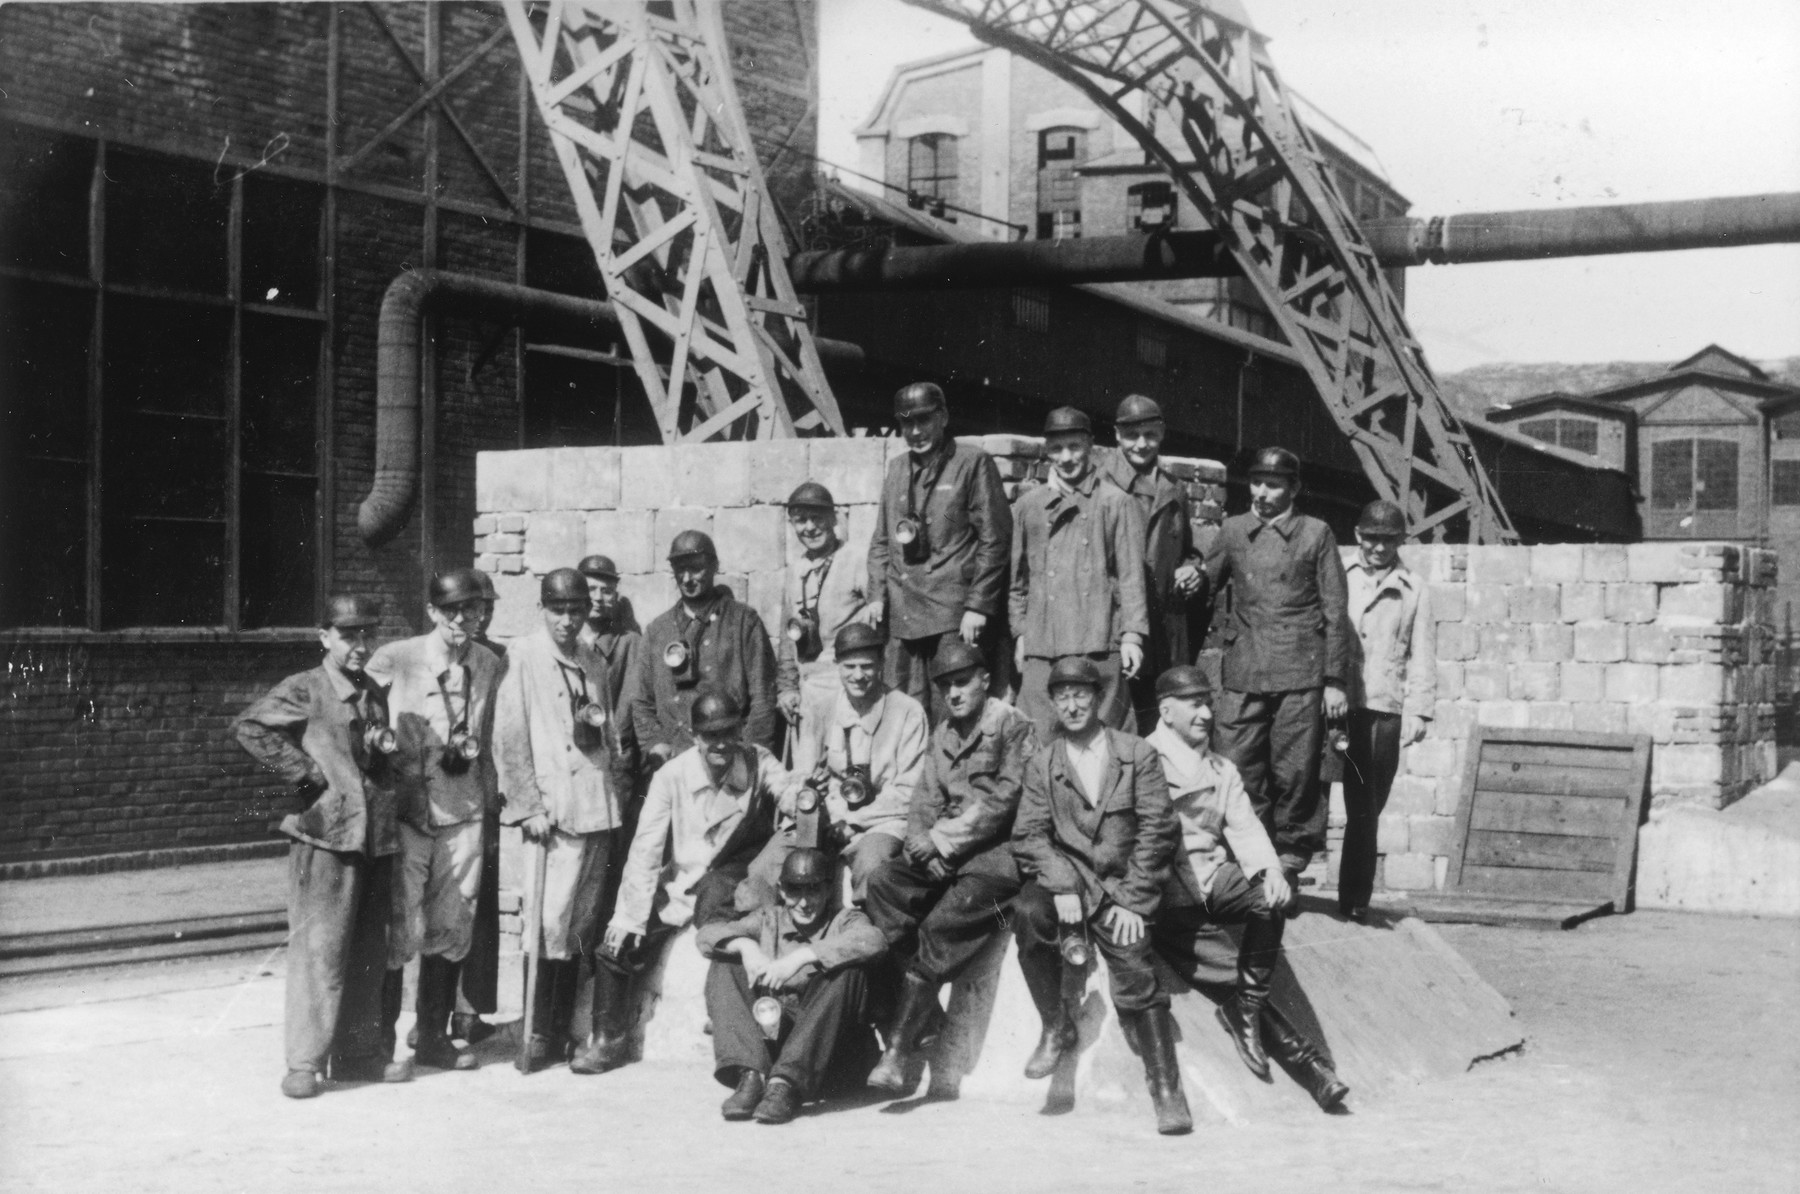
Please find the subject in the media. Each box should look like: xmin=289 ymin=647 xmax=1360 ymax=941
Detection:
xmin=502 ymin=0 xmax=845 ymax=442
xmin=904 ymin=0 xmax=1517 ymax=543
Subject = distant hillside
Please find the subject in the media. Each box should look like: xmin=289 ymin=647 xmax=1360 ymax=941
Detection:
xmin=1440 ymin=356 xmax=1800 ymax=419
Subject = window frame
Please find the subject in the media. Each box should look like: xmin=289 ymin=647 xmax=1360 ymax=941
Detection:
xmin=907 ymin=133 xmax=959 ymax=205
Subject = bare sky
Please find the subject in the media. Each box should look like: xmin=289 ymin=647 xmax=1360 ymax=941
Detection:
xmin=818 ymin=0 xmax=1800 ymax=372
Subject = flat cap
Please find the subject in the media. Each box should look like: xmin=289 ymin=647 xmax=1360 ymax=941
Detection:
xmin=541 ymin=567 xmax=588 ymax=604
xmin=1114 ymin=394 xmax=1164 ymax=427
xmin=1246 ymin=446 xmax=1299 ymax=480
xmin=930 ymin=640 xmax=988 ymax=681
xmin=322 ymin=594 xmax=381 ymax=630
xmin=785 ymin=481 xmax=836 ymax=511
xmin=1047 ymin=656 xmax=1103 ymax=690
xmin=779 ymin=847 xmax=831 ymax=890
xmin=1155 ymin=664 xmax=1212 ymax=702
xmin=1356 ymin=499 xmax=1407 ymax=536
xmin=667 ymin=529 xmax=717 ymax=563
xmin=1043 ymin=406 xmax=1093 ymax=437
xmin=833 ymin=621 xmax=886 ymax=658
xmin=893 ymin=381 xmax=946 ymax=417
xmin=577 ymin=554 xmax=620 ymax=581
xmin=690 ymin=687 xmax=744 ymax=733
xmin=430 ymin=568 xmax=485 ymax=608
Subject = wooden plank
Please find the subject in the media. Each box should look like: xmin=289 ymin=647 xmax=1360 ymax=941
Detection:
xmin=1477 ymin=761 xmax=1636 ymax=798
xmin=1469 ymin=792 xmax=1626 ymax=837
xmin=1474 ymin=727 xmax=1643 ymax=751
xmin=1464 ymin=830 xmax=1618 ymax=872
xmin=1612 ymin=735 xmax=1654 ymax=910
xmin=1459 ymin=864 xmax=1614 ymax=902
xmin=1482 ymin=742 xmax=1635 ymax=771
xmin=1445 ymin=723 xmax=1485 ymax=890
xmin=1393 ymin=894 xmax=1612 ymax=931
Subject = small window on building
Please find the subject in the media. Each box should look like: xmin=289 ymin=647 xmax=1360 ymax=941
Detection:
xmin=1517 ymin=415 xmax=1599 ymax=456
xmin=1136 ymin=323 xmax=1168 ymax=370
xmin=1035 ymin=127 xmax=1084 ymax=241
xmin=1127 ymin=181 xmax=1176 ymax=231
xmin=1011 ymin=288 xmax=1050 ymax=334
xmin=1772 ymin=460 xmax=1800 ymax=506
xmin=1773 ymin=411 xmax=1800 ymax=440
xmin=1035 ymin=209 xmax=1081 ymax=241
xmin=907 ymin=134 xmax=958 ymax=207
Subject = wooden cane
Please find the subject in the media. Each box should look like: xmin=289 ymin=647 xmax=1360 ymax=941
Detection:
xmin=516 ymin=834 xmax=550 ymax=1074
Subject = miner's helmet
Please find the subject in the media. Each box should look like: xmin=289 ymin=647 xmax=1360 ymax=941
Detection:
xmin=930 ymin=640 xmax=987 ymax=683
xmin=577 ymin=554 xmax=620 ymax=582
xmin=689 ymin=687 xmax=745 ymax=734
xmin=667 ymin=529 xmax=718 ymax=566
xmin=1042 ymin=405 xmax=1093 ymax=438
xmin=1047 ymin=656 xmax=1104 ymax=690
xmin=1114 ymin=393 xmax=1164 ymax=428
xmin=1246 ymin=446 xmax=1300 ymax=481
xmin=779 ymin=847 xmax=831 ymax=895
xmin=1356 ymin=499 xmax=1407 ymax=537
xmin=429 ymin=568 xmax=486 ymax=608
xmin=785 ymin=481 xmax=836 ymax=512
xmin=540 ymin=567 xmax=589 ymax=606
xmin=322 ymin=594 xmax=381 ymax=630
xmin=832 ymin=621 xmax=885 ymax=661
xmin=473 ymin=569 xmax=499 ymax=602
xmin=893 ymin=381 xmax=946 ymax=418
xmin=1155 ymin=664 xmax=1212 ymax=702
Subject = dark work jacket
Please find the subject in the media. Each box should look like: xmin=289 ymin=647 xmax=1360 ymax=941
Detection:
xmin=1097 ymin=451 xmax=1201 ymax=676
xmin=583 ymin=601 xmax=645 ymax=787
xmin=868 ymin=440 xmax=1012 ymax=641
xmin=632 ymin=587 xmax=778 ymax=755
xmin=233 ymin=661 xmax=399 ymax=857
xmin=908 ymin=697 xmax=1036 ymax=880
xmin=1202 ymin=511 xmax=1351 ymax=694
xmin=1011 ymin=728 xmax=1175 ymax=917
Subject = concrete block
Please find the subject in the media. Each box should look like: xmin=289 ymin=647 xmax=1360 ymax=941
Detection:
xmin=1572 ymin=622 xmax=1627 ymax=662
xmin=490 ymin=571 xmax=541 ymax=639
xmin=808 ymin=438 xmax=889 ymax=505
xmin=1478 ymin=625 xmax=1530 ymax=664
xmin=960 ymin=434 xmax=1043 ymax=459
xmin=1434 ymin=773 xmax=1464 ymax=817
xmin=1467 ymin=545 xmax=1530 ymax=584
xmin=1436 ymin=623 xmax=1478 ymax=661
xmin=747 ymin=570 xmax=787 ymax=637
xmin=1462 ymin=661 xmax=1508 ymax=702
xmin=1432 ymin=701 xmax=1477 ymax=741
xmin=550 ymin=447 xmax=622 ymax=510
xmin=674 ymin=443 xmax=754 ymax=508
xmin=496 ymin=555 xmax=526 ymax=575
xmin=716 ymin=573 xmax=749 ymax=605
xmin=585 ymin=509 xmax=657 ymax=575
xmin=621 ymin=572 xmax=678 ymax=621
xmin=1530 ymin=543 xmax=1584 ymax=583
xmin=1604 ymin=662 xmax=1659 ymax=705
xmin=477 ymin=449 xmax=553 ymax=513
xmin=1376 ymin=814 xmax=1409 ymax=855
xmin=715 ymin=505 xmax=786 ymax=573
xmin=484 ymin=532 xmax=524 ymax=555
xmin=1571 ymin=702 xmax=1629 ymax=734
xmin=1511 ymin=662 xmax=1560 ymax=702
xmin=1604 ymin=583 xmax=1659 ymax=624
xmin=1625 ymin=703 xmax=1667 ymax=741
xmin=1434 ymin=662 xmax=1464 ymax=700
xmin=1581 ymin=543 xmax=1629 ymax=582
xmin=1560 ymin=583 xmax=1605 ymax=623
xmin=1627 ymin=625 xmax=1672 ymax=664
xmin=1382 ymin=852 xmax=1438 ymax=891
xmin=1429 ymin=582 xmax=1466 ymax=623
xmin=1464 ymin=584 xmax=1508 ymax=624
xmin=1528 ymin=702 xmax=1576 ymax=731
xmin=1408 ymin=545 xmax=1466 ymax=583
xmin=618 ymin=446 xmax=676 ymax=511
xmin=1659 ymin=583 xmax=1732 ymax=625
xmin=472 ymin=515 xmax=496 ymax=537
xmin=1625 ymin=541 xmax=1689 ymax=584
xmin=841 ymin=504 xmax=880 ymax=559
xmin=1654 ymin=744 xmax=1725 ymax=788
xmin=1662 ymin=663 xmax=1727 ymax=706
xmin=1409 ymin=816 xmax=1460 ymax=858
xmin=524 ymin=511 xmax=586 ymax=574
xmin=1507 ymin=584 xmax=1560 ymax=623
xmin=473 ymin=552 xmax=499 ymax=574
xmin=497 ymin=514 xmax=527 ymax=534
xmin=1477 ymin=700 xmax=1532 ymax=729
xmin=746 ymin=439 xmax=813 ymax=505
xmin=1560 ymin=662 xmax=1607 ymax=703
xmin=1386 ymin=775 xmax=1438 ymax=817
xmin=1528 ymin=624 xmax=1572 ymax=662
xmin=653 ymin=508 xmax=714 ymax=554
xmin=1404 ymin=737 xmax=1459 ymax=779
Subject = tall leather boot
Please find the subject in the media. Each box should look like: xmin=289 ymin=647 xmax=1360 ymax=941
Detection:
xmin=570 ymin=959 xmax=634 ymax=1075
xmin=524 ymin=958 xmax=564 ymax=1072
xmin=413 ymin=956 xmax=478 ymax=1071
xmin=868 ymin=972 xmax=942 ymax=1094
xmin=550 ymin=956 xmax=581 ymax=1061
xmin=1137 ymin=1005 xmax=1194 ymax=1136
xmin=1019 ymin=951 xmax=1076 ymax=1081
xmin=1262 ymin=1005 xmax=1349 ymax=1111
xmin=1217 ymin=918 xmax=1279 ymax=1079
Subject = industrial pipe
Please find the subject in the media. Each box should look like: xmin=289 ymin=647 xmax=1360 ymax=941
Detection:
xmin=787 ymin=229 xmax=1235 ymax=293
xmin=357 ymin=269 xmax=864 ymax=547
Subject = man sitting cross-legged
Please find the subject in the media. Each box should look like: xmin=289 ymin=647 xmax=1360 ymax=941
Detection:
xmin=699 ymin=847 xmax=888 ymax=1124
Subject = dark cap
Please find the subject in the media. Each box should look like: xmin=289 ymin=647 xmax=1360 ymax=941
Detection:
xmin=785 ymin=481 xmax=836 ymax=511
xmin=833 ymin=622 xmax=885 ymax=659
xmin=690 ymin=688 xmax=744 ymax=734
xmin=1246 ymin=446 xmax=1300 ymax=480
xmin=577 ymin=554 xmax=620 ymax=581
xmin=430 ymin=568 xmax=486 ymax=608
xmin=473 ymin=569 xmax=498 ymax=602
xmin=779 ymin=847 xmax=831 ymax=891
xmin=930 ymin=640 xmax=988 ymax=682
xmin=541 ymin=567 xmax=589 ymax=605
xmin=1047 ymin=656 xmax=1103 ymax=690
xmin=893 ymin=381 xmax=946 ymax=417
xmin=1114 ymin=394 xmax=1164 ymax=427
xmin=1043 ymin=406 xmax=1093 ymax=437
xmin=322 ymin=594 xmax=381 ymax=630
xmin=1356 ymin=499 xmax=1407 ymax=537
xmin=1155 ymin=665 xmax=1212 ymax=702
xmin=667 ymin=530 xmax=717 ymax=564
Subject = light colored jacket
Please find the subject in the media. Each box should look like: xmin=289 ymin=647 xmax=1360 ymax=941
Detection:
xmin=796 ymin=686 xmax=927 ymax=839
xmin=366 ymin=633 xmax=501 ymax=828
xmin=778 ymin=538 xmax=872 ymax=695
xmin=493 ymin=627 xmax=621 ymax=835
xmin=1344 ymin=558 xmax=1436 ymax=719
xmin=1147 ymin=722 xmax=1282 ymax=905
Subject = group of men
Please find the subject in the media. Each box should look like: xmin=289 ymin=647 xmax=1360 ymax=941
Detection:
xmin=235 ymin=379 xmax=1434 ymax=1134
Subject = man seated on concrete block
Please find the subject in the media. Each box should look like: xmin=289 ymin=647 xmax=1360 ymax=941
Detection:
xmin=792 ymin=622 xmax=927 ymax=899
xmin=580 ymin=688 xmax=795 ymax=1075
xmin=494 ymin=568 xmax=624 ymax=1071
xmin=234 ymin=594 xmax=411 ymax=1099
xmin=634 ymin=530 xmax=780 ymax=764
xmin=1339 ymin=500 xmax=1434 ymax=922
xmin=1145 ymin=665 xmax=1349 ymax=1112
xmin=698 ymin=847 xmax=888 ymax=1124
xmin=776 ymin=482 xmax=873 ymax=738
xmin=1010 ymin=406 xmax=1151 ymax=738
xmin=1010 ymin=657 xmax=1192 ymax=1135
xmin=862 ymin=639 xmax=1036 ymax=1099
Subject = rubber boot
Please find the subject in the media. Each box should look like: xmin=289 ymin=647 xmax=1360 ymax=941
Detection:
xmin=1018 ymin=949 xmax=1076 ymax=1081
xmin=1137 ymin=1005 xmax=1194 ymax=1135
xmin=550 ymin=956 xmax=581 ymax=1061
xmin=1218 ymin=917 xmax=1279 ymax=1079
xmin=413 ymin=956 xmax=478 ymax=1071
xmin=524 ymin=958 xmax=563 ymax=1071
xmin=1262 ymin=1005 xmax=1349 ymax=1112
xmin=868 ymin=972 xmax=942 ymax=1094
xmin=570 ymin=960 xmax=633 ymax=1075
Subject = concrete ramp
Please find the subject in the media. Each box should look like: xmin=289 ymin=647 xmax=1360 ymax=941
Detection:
xmin=623 ymin=908 xmax=1520 ymax=1123
xmin=1636 ymin=763 xmax=1800 ymax=917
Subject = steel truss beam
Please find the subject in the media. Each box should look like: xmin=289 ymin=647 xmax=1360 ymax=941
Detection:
xmin=906 ymin=0 xmax=1516 ymax=542
xmin=502 ymin=0 xmax=844 ymax=442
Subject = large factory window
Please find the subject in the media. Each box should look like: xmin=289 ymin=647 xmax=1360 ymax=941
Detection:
xmin=0 ymin=124 xmax=323 ymax=630
xmin=907 ymin=134 xmax=958 ymax=207
xmin=1035 ymin=127 xmax=1083 ymax=240
xmin=1652 ymin=438 xmax=1739 ymax=514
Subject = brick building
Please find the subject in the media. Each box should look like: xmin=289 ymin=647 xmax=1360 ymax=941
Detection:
xmin=0 ymin=1 xmax=817 ymax=863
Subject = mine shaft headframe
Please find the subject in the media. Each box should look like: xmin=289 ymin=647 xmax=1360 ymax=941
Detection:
xmin=502 ymin=0 xmax=845 ymax=442
xmin=906 ymin=0 xmax=1518 ymax=544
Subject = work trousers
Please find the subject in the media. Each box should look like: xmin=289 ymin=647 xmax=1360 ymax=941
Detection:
xmin=887 ymin=633 xmax=953 ymax=726
xmin=592 ymin=868 xmax=745 ymax=1037
xmin=390 ymin=819 xmax=484 ymax=967
xmin=1151 ymin=863 xmax=1285 ymax=995
xmin=863 ymin=857 xmax=1021 ymax=984
xmin=524 ymin=829 xmax=612 ymax=960
xmin=1339 ymin=709 xmax=1402 ymax=913
xmin=457 ymin=807 xmax=501 ymax=1018
xmin=706 ymin=961 xmax=877 ymax=1099
xmin=285 ymin=841 xmax=392 ymax=1074
xmin=1213 ymin=687 xmax=1327 ymax=871
xmin=840 ymin=830 xmax=904 ymax=903
xmin=1012 ymin=881 xmax=1165 ymax=1017
xmin=1017 ymin=652 xmax=1132 ymax=740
